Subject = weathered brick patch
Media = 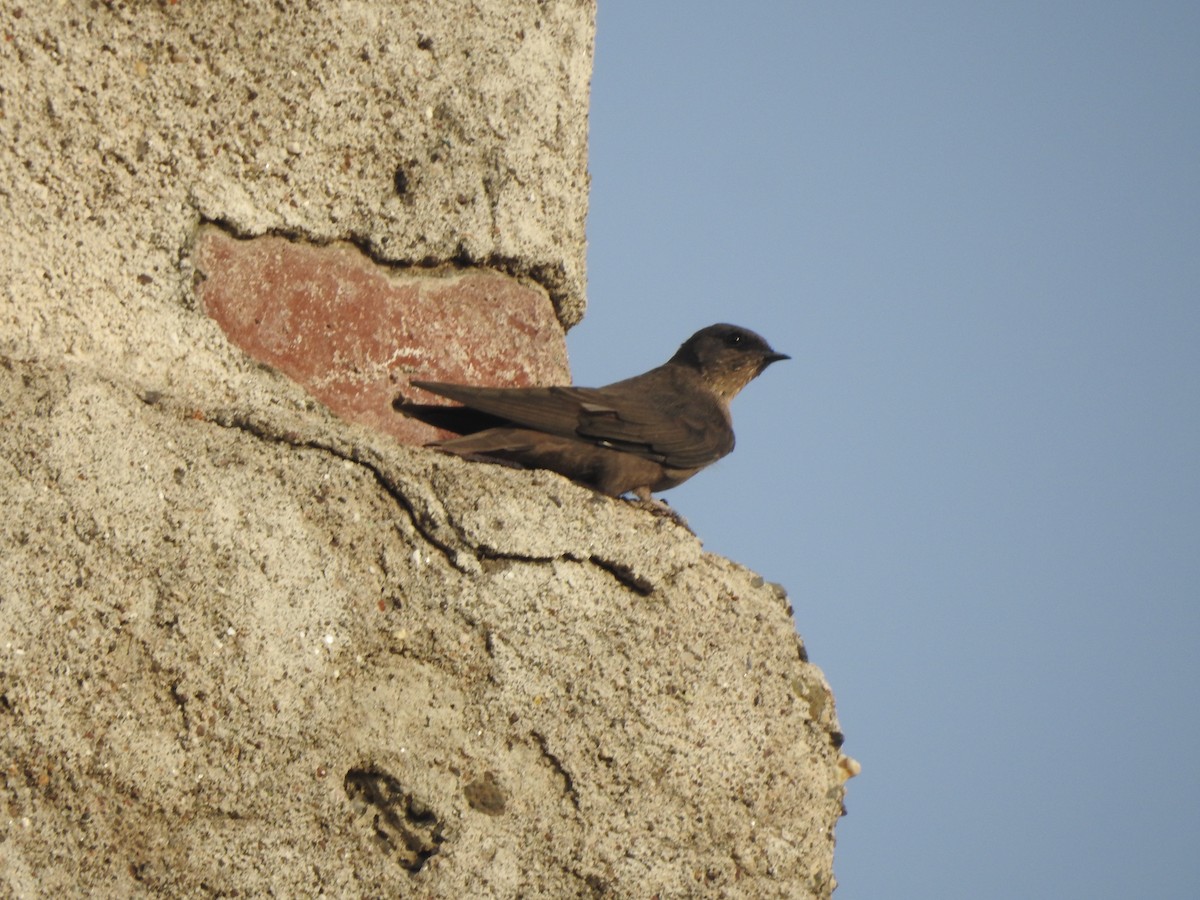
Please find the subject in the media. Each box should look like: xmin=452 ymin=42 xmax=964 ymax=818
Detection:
xmin=193 ymin=225 xmax=571 ymax=444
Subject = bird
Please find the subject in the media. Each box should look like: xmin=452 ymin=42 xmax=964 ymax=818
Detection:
xmin=396 ymin=323 xmax=788 ymax=501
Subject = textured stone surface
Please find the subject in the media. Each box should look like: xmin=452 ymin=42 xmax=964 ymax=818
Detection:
xmin=0 ymin=358 xmax=847 ymax=897
xmin=0 ymin=1 xmax=849 ymax=896
xmin=194 ymin=226 xmax=571 ymax=444
xmin=0 ymin=0 xmax=591 ymax=400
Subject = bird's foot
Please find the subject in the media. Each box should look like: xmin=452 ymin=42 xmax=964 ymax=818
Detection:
xmin=626 ymin=495 xmax=693 ymax=533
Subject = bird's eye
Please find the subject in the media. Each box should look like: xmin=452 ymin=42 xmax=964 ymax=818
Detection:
xmin=725 ymin=332 xmax=744 ymax=347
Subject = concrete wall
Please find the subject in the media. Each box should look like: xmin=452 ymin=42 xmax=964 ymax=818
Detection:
xmin=0 ymin=2 xmax=848 ymax=896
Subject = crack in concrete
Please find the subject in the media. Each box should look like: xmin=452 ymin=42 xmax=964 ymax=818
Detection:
xmin=162 ymin=396 xmax=661 ymax=597
xmin=531 ymin=729 xmax=580 ymax=810
xmin=467 ymin=541 xmax=659 ymax=596
xmin=195 ymin=217 xmax=569 ymax=327
xmin=196 ymin=406 xmax=469 ymax=572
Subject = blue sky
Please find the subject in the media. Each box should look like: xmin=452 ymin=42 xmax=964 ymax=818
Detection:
xmin=573 ymin=3 xmax=1200 ymax=897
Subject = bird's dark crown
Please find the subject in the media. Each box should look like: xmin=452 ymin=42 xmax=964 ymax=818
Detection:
xmin=668 ymin=323 xmax=789 ymax=399
xmin=669 ymin=324 xmax=783 ymax=367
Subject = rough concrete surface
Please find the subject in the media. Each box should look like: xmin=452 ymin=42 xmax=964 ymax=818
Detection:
xmin=0 ymin=1 xmax=849 ymax=896
xmin=1 ymin=0 xmax=591 ymax=400
xmin=1 ymin=358 xmax=846 ymax=897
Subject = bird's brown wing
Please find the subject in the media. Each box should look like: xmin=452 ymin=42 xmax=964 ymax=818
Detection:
xmin=410 ymin=381 xmax=589 ymax=439
xmin=410 ymin=375 xmax=732 ymax=470
xmin=569 ymin=387 xmax=732 ymax=469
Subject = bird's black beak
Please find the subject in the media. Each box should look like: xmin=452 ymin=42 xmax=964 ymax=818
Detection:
xmin=762 ymin=351 xmax=790 ymax=366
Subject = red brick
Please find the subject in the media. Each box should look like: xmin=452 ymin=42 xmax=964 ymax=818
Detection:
xmin=194 ymin=226 xmax=571 ymax=444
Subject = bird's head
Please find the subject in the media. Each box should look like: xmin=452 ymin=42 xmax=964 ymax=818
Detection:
xmin=669 ymin=323 xmax=789 ymax=400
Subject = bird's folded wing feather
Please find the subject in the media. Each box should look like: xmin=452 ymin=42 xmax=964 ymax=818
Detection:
xmin=410 ymin=379 xmax=731 ymax=469
xmin=411 ymin=381 xmax=587 ymax=438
